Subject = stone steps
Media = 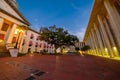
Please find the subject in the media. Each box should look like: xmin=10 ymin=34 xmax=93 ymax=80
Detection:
xmin=0 ymin=43 xmax=10 ymax=57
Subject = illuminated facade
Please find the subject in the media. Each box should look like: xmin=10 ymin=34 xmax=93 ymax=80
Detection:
xmin=84 ymin=0 xmax=120 ymax=59
xmin=20 ymin=29 xmax=45 ymax=53
xmin=20 ymin=28 xmax=55 ymax=54
xmin=0 ymin=0 xmax=29 ymax=53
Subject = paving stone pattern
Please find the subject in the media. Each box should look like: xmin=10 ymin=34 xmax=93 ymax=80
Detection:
xmin=6 ymin=61 xmax=45 ymax=80
xmin=0 ymin=54 xmax=120 ymax=80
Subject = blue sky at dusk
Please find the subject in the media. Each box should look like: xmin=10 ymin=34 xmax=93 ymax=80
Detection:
xmin=17 ymin=0 xmax=94 ymax=41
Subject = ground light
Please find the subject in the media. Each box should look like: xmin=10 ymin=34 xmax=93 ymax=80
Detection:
xmin=113 ymin=46 xmax=119 ymax=57
xmin=104 ymin=48 xmax=110 ymax=58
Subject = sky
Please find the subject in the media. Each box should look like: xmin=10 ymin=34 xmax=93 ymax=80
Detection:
xmin=17 ymin=0 xmax=94 ymax=41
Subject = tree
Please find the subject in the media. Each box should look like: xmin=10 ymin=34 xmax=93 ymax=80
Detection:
xmin=81 ymin=45 xmax=91 ymax=51
xmin=39 ymin=25 xmax=79 ymax=48
xmin=75 ymin=47 xmax=80 ymax=52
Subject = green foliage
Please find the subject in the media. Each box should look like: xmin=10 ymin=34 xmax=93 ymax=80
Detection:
xmin=18 ymin=53 xmax=26 ymax=57
xmin=39 ymin=25 xmax=79 ymax=48
xmin=75 ymin=47 xmax=80 ymax=52
xmin=81 ymin=45 xmax=90 ymax=51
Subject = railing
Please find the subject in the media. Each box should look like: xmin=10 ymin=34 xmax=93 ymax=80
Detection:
xmin=6 ymin=43 xmax=16 ymax=49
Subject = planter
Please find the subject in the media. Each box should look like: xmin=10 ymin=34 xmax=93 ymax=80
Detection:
xmin=9 ymin=48 xmax=18 ymax=57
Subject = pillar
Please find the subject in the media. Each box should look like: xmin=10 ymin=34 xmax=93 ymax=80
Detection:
xmin=98 ymin=15 xmax=113 ymax=58
xmin=104 ymin=17 xmax=119 ymax=57
xmin=104 ymin=0 xmax=120 ymax=53
xmin=6 ymin=24 xmax=17 ymax=43
xmin=94 ymin=24 xmax=104 ymax=56
xmin=0 ymin=17 xmax=4 ymax=30
xmin=91 ymin=29 xmax=99 ymax=56
xmin=19 ymin=31 xmax=25 ymax=52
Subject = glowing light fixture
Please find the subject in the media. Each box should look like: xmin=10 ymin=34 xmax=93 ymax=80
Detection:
xmin=14 ymin=31 xmax=18 ymax=34
xmin=0 ymin=40 xmax=3 ymax=43
xmin=113 ymin=47 xmax=117 ymax=51
xmin=105 ymin=48 xmax=108 ymax=52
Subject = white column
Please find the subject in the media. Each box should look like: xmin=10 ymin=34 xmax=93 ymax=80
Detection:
xmin=0 ymin=17 xmax=4 ymax=30
xmin=104 ymin=0 xmax=120 ymax=50
xmin=6 ymin=24 xmax=17 ymax=43
xmin=91 ymin=29 xmax=99 ymax=55
xmin=89 ymin=32 xmax=95 ymax=55
xmin=104 ymin=18 xmax=119 ymax=56
xmin=19 ymin=32 xmax=25 ymax=53
xmin=98 ymin=15 xmax=113 ymax=57
xmin=94 ymin=24 xmax=104 ymax=56
xmin=93 ymin=25 xmax=102 ymax=56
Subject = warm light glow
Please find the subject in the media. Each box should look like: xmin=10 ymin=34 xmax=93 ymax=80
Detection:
xmin=14 ymin=29 xmax=24 ymax=34
xmin=105 ymin=48 xmax=108 ymax=52
xmin=0 ymin=40 xmax=3 ymax=43
xmin=20 ymin=30 xmax=24 ymax=33
xmin=14 ymin=31 xmax=18 ymax=34
xmin=63 ymin=49 xmax=68 ymax=53
xmin=113 ymin=47 xmax=117 ymax=51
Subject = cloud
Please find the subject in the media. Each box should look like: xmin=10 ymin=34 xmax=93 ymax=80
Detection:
xmin=75 ymin=28 xmax=86 ymax=41
xmin=70 ymin=2 xmax=81 ymax=10
xmin=69 ymin=27 xmax=86 ymax=41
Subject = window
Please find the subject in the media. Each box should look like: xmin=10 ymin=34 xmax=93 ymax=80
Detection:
xmin=30 ymin=34 xmax=34 ymax=39
xmin=36 ymin=36 xmax=40 ymax=40
xmin=29 ymin=41 xmax=33 ymax=46
xmin=35 ymin=42 xmax=38 ymax=47
xmin=12 ymin=37 xmax=16 ymax=43
xmin=39 ymin=43 xmax=42 ymax=48
xmin=1 ymin=23 xmax=9 ymax=32
xmin=0 ymin=33 xmax=5 ymax=41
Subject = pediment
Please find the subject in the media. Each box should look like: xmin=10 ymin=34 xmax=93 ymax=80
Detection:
xmin=0 ymin=0 xmax=29 ymax=25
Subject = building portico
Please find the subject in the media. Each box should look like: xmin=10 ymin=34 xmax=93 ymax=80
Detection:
xmin=0 ymin=0 xmax=29 ymax=54
xmin=84 ymin=0 xmax=120 ymax=59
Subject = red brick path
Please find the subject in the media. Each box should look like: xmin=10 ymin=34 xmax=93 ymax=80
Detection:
xmin=0 ymin=54 xmax=120 ymax=80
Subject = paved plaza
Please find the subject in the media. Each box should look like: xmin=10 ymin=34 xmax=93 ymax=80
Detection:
xmin=0 ymin=54 xmax=120 ymax=80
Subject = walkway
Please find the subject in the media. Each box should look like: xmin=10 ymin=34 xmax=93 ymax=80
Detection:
xmin=0 ymin=54 xmax=120 ymax=80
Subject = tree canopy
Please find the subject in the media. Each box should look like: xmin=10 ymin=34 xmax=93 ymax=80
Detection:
xmin=81 ymin=45 xmax=91 ymax=51
xmin=39 ymin=25 xmax=79 ymax=48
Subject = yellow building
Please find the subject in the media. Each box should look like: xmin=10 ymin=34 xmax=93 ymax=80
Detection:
xmin=84 ymin=0 xmax=120 ymax=59
xmin=0 ymin=0 xmax=29 ymax=55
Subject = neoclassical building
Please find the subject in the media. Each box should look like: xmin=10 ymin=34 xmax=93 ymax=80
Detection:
xmin=20 ymin=28 xmax=55 ymax=54
xmin=0 ymin=0 xmax=29 ymax=56
xmin=19 ymin=29 xmax=40 ymax=53
xmin=84 ymin=0 xmax=120 ymax=59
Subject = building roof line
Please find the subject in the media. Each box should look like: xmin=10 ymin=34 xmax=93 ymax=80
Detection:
xmin=4 ymin=0 xmax=30 ymax=26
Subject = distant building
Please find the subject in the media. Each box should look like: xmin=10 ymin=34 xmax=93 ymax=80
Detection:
xmin=19 ymin=28 xmax=40 ymax=53
xmin=0 ymin=0 xmax=29 ymax=54
xmin=20 ymin=28 xmax=55 ymax=54
xmin=83 ymin=0 xmax=120 ymax=59
xmin=75 ymin=42 xmax=85 ymax=50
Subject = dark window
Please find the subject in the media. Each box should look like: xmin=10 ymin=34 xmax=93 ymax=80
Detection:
xmin=35 ymin=42 xmax=38 ymax=47
xmin=1 ymin=23 xmax=9 ymax=32
xmin=30 ymin=34 xmax=34 ymax=39
xmin=0 ymin=33 xmax=5 ymax=40
xmin=28 ymin=48 xmax=31 ymax=53
xmin=12 ymin=37 xmax=16 ymax=43
xmin=29 ymin=41 xmax=33 ymax=46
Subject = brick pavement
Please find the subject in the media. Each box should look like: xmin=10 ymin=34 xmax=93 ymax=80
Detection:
xmin=0 ymin=54 xmax=120 ymax=80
